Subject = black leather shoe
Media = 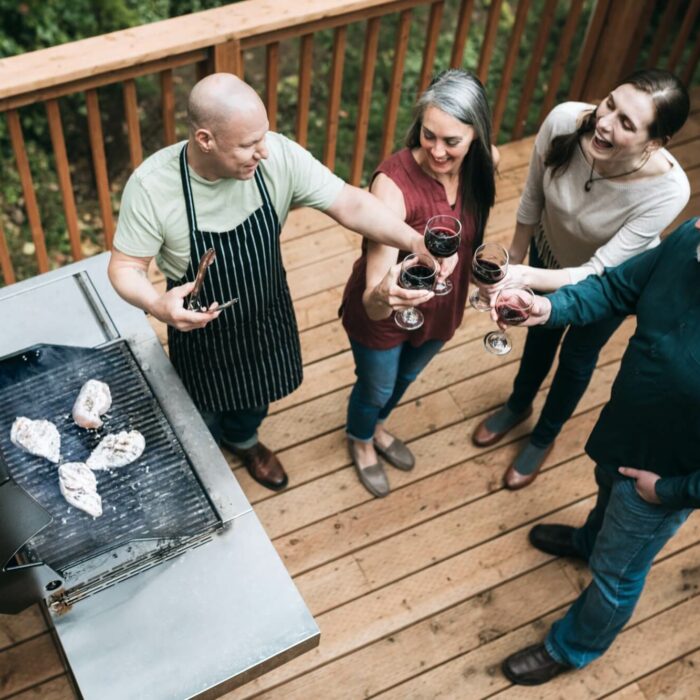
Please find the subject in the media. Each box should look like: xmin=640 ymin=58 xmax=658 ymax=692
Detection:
xmin=529 ymin=524 xmax=584 ymax=560
xmin=502 ymin=643 xmax=570 ymax=685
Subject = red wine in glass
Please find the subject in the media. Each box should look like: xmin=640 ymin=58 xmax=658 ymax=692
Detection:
xmin=472 ymin=258 xmax=507 ymax=285
xmin=469 ymin=242 xmax=509 ymax=312
xmin=424 ymin=215 xmax=461 ymax=296
xmin=400 ymin=264 xmax=437 ymax=290
xmin=484 ymin=285 xmax=534 ymax=355
xmin=425 ymin=227 xmax=461 ymax=257
xmin=394 ymin=254 xmax=437 ymax=330
xmin=495 ymin=301 xmax=530 ymax=325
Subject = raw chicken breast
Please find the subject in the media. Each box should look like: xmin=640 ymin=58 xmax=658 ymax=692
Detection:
xmin=11 ymin=417 xmax=61 ymax=463
xmin=58 ymin=462 xmax=102 ymax=518
xmin=72 ymin=379 xmax=112 ymax=429
xmin=87 ymin=430 xmax=145 ymax=470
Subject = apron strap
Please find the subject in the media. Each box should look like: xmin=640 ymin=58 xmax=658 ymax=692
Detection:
xmin=179 ymin=144 xmax=199 ymax=236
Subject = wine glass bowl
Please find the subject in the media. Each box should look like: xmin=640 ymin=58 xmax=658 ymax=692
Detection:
xmin=483 ymin=285 xmax=534 ymax=355
xmin=469 ymin=242 xmax=509 ymax=311
xmin=423 ymin=215 xmax=462 ymax=296
xmin=394 ymin=253 xmax=438 ymax=331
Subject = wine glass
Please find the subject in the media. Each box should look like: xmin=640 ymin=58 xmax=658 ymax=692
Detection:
xmin=469 ymin=242 xmax=509 ymax=311
xmin=483 ymin=285 xmax=534 ymax=355
xmin=394 ymin=253 xmax=438 ymax=331
xmin=423 ymin=214 xmax=462 ymax=296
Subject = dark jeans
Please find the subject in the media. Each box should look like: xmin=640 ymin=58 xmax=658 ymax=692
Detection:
xmin=200 ymin=405 xmax=269 ymax=449
xmin=545 ymin=465 xmax=691 ymax=668
xmin=507 ymin=246 xmax=624 ymax=446
xmin=346 ymin=338 xmax=444 ymax=442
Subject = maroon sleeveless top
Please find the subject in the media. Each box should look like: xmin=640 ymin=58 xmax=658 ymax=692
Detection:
xmin=340 ymin=148 xmax=477 ymax=349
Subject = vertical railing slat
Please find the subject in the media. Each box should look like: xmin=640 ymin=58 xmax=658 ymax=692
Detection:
xmin=667 ymin=0 xmax=700 ymax=72
xmin=647 ymin=0 xmax=681 ymax=67
xmin=85 ymin=90 xmax=115 ymax=250
xmin=266 ymin=42 xmax=280 ymax=132
xmin=418 ymin=1 xmax=445 ymax=94
xmin=568 ymin=0 xmax=611 ymax=101
xmin=212 ymin=39 xmax=244 ymax=76
xmin=123 ymin=79 xmax=143 ymax=170
xmin=492 ymin=0 xmax=531 ymax=140
xmin=537 ymin=0 xmax=585 ymax=125
xmin=45 ymin=99 xmax=82 ymax=261
xmin=620 ymin=0 xmax=657 ymax=77
xmin=160 ymin=69 xmax=177 ymax=146
xmin=296 ymin=34 xmax=314 ymax=148
xmin=6 ymin=110 xmax=50 ymax=273
xmin=477 ymin=0 xmax=504 ymax=85
xmin=380 ymin=9 xmax=413 ymax=162
xmin=681 ymin=32 xmax=700 ymax=85
xmin=450 ymin=0 xmax=476 ymax=69
xmin=323 ymin=26 xmax=347 ymax=170
xmin=350 ymin=17 xmax=382 ymax=186
xmin=511 ymin=0 xmax=558 ymax=140
xmin=0 ymin=218 xmax=16 ymax=285
xmin=196 ymin=61 xmax=209 ymax=83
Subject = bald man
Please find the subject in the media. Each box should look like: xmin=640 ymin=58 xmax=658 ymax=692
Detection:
xmin=109 ymin=73 xmax=442 ymax=492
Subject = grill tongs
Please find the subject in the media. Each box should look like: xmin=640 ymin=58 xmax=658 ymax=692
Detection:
xmin=186 ymin=248 xmax=238 ymax=312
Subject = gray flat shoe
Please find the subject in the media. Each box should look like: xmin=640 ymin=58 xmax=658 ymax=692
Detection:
xmin=348 ymin=439 xmax=390 ymax=498
xmin=374 ymin=432 xmax=415 ymax=471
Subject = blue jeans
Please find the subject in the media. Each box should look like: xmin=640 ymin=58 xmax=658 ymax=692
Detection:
xmin=346 ymin=338 xmax=444 ymax=442
xmin=507 ymin=246 xmax=624 ymax=446
xmin=200 ymin=405 xmax=269 ymax=449
xmin=545 ymin=465 xmax=691 ymax=668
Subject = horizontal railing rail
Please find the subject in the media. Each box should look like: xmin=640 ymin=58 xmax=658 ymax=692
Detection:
xmin=0 ymin=0 xmax=698 ymax=286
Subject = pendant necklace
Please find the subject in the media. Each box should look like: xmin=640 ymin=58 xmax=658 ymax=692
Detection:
xmin=584 ymin=153 xmax=650 ymax=192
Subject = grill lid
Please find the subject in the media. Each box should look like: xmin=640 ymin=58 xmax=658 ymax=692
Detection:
xmin=0 ymin=342 xmax=221 ymax=597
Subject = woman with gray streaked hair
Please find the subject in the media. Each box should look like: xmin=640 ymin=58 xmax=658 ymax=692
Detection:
xmin=340 ymin=69 xmax=497 ymax=498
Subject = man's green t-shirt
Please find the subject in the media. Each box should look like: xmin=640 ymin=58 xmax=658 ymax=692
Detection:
xmin=114 ymin=132 xmax=345 ymax=279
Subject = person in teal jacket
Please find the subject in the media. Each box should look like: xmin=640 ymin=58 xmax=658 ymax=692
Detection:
xmin=500 ymin=216 xmax=700 ymax=685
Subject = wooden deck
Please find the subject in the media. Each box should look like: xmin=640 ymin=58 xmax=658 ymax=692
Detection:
xmin=2 ymin=91 xmax=700 ymax=699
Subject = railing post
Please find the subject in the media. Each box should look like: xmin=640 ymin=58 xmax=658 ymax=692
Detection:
xmin=210 ymin=38 xmax=244 ymax=77
xmin=578 ymin=0 xmax=652 ymax=102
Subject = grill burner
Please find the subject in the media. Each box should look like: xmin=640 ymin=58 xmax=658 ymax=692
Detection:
xmin=0 ymin=342 xmax=220 ymax=584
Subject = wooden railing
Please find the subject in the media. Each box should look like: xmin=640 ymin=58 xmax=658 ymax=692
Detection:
xmin=0 ymin=0 xmax=698 ymax=286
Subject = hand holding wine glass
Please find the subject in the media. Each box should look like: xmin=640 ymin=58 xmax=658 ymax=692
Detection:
xmin=483 ymin=285 xmax=535 ymax=355
xmin=490 ymin=293 xmax=552 ymax=328
xmin=470 ymin=242 xmax=509 ymax=311
xmin=423 ymin=215 xmax=462 ymax=296
xmin=394 ymin=254 xmax=438 ymax=330
xmin=370 ymin=260 xmax=434 ymax=314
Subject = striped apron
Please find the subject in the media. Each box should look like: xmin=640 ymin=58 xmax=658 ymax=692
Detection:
xmin=167 ymin=145 xmax=303 ymax=412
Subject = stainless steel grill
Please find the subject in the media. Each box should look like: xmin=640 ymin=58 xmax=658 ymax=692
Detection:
xmin=0 ymin=253 xmax=318 ymax=699
xmin=0 ymin=341 xmax=221 ymax=601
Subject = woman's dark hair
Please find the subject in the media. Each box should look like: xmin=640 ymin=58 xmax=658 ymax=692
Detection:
xmin=405 ymin=69 xmax=495 ymax=248
xmin=545 ymin=68 xmax=690 ymax=177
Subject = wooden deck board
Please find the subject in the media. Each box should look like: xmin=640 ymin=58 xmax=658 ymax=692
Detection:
xmin=2 ymin=97 xmax=700 ymax=700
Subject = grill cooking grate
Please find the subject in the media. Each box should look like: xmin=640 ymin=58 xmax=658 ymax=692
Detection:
xmin=0 ymin=342 xmax=220 ymax=574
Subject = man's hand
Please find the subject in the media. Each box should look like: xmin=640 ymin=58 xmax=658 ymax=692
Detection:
xmin=149 ymin=281 xmax=221 ymax=331
xmin=618 ymin=467 xmax=661 ymax=504
xmin=370 ymin=262 xmax=434 ymax=312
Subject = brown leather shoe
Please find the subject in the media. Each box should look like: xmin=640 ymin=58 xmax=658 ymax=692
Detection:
xmin=226 ymin=441 xmax=288 ymax=491
xmin=472 ymin=405 xmax=533 ymax=447
xmin=503 ymin=443 xmax=554 ymax=490
xmin=502 ymin=643 xmax=569 ymax=685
